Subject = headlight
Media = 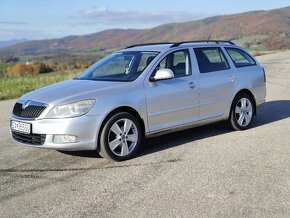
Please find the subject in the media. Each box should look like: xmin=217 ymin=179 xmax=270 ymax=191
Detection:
xmin=46 ymin=100 xmax=95 ymax=119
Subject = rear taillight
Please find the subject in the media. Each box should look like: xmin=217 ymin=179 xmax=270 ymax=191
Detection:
xmin=263 ymin=67 xmax=266 ymax=82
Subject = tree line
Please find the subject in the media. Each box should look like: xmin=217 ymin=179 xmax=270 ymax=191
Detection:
xmin=0 ymin=52 xmax=107 ymax=77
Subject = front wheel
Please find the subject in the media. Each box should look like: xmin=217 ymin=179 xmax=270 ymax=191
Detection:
xmin=98 ymin=112 xmax=143 ymax=161
xmin=228 ymin=93 xmax=255 ymax=131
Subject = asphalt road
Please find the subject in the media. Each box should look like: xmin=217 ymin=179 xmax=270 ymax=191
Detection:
xmin=1 ymin=51 xmax=290 ymax=217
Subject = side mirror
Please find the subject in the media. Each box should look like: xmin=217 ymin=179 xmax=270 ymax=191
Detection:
xmin=150 ymin=69 xmax=174 ymax=82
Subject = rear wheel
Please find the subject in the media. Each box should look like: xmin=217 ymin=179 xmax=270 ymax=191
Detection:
xmin=228 ymin=93 xmax=254 ymax=131
xmin=99 ymin=112 xmax=143 ymax=161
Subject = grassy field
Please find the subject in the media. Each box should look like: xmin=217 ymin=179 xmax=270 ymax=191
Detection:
xmin=233 ymin=35 xmax=269 ymax=51
xmin=0 ymin=71 xmax=79 ymax=100
xmin=0 ymin=64 xmax=9 ymax=74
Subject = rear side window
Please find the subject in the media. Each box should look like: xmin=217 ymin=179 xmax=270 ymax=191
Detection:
xmin=194 ymin=47 xmax=230 ymax=73
xmin=225 ymin=48 xmax=256 ymax=68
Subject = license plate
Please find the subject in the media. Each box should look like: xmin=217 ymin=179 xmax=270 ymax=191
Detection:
xmin=11 ymin=121 xmax=31 ymax=134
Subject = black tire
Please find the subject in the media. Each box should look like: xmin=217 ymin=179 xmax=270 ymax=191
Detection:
xmin=228 ymin=93 xmax=255 ymax=131
xmin=98 ymin=112 xmax=143 ymax=161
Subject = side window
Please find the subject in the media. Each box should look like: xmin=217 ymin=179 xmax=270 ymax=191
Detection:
xmin=137 ymin=53 xmax=156 ymax=72
xmin=155 ymin=49 xmax=192 ymax=78
xmin=158 ymin=57 xmax=167 ymax=69
xmin=194 ymin=47 xmax=230 ymax=73
xmin=225 ymin=48 xmax=256 ymax=68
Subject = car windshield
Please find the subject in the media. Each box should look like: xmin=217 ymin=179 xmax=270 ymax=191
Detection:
xmin=76 ymin=51 xmax=159 ymax=82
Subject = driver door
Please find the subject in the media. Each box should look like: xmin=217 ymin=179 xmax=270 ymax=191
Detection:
xmin=144 ymin=49 xmax=199 ymax=132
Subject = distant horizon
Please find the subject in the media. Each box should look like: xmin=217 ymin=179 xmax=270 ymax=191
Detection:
xmin=0 ymin=1 xmax=289 ymax=41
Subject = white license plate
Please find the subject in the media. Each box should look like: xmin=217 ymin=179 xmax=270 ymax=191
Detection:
xmin=11 ymin=121 xmax=31 ymax=134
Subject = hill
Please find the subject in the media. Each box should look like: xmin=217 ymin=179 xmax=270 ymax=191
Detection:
xmin=0 ymin=6 xmax=289 ymax=55
xmin=0 ymin=39 xmax=28 ymax=48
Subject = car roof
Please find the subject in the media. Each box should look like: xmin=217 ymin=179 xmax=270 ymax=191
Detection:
xmin=120 ymin=41 xmax=240 ymax=53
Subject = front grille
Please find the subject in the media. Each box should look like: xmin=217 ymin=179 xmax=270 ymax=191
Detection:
xmin=13 ymin=102 xmax=47 ymax=119
xmin=12 ymin=131 xmax=46 ymax=145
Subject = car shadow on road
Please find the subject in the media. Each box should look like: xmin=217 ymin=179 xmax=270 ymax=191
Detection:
xmin=253 ymin=100 xmax=290 ymax=127
xmin=59 ymin=100 xmax=290 ymax=159
xmin=58 ymin=150 xmax=102 ymax=158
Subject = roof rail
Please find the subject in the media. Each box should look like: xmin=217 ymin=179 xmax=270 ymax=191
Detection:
xmin=125 ymin=40 xmax=235 ymax=49
xmin=171 ymin=40 xmax=235 ymax=48
xmin=126 ymin=42 xmax=173 ymax=49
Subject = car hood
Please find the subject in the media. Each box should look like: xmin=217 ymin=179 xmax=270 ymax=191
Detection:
xmin=19 ymin=79 xmax=128 ymax=105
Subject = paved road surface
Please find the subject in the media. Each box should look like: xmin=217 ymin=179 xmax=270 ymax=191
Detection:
xmin=1 ymin=51 xmax=290 ymax=217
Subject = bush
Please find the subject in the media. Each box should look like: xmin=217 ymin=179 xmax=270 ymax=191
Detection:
xmin=7 ymin=63 xmax=52 ymax=76
xmin=8 ymin=64 xmax=35 ymax=76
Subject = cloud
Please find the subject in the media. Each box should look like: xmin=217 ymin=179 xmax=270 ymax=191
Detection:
xmin=0 ymin=21 xmax=28 ymax=25
xmin=77 ymin=7 xmax=212 ymax=26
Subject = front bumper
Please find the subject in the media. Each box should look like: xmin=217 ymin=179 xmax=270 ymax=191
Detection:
xmin=10 ymin=114 xmax=105 ymax=151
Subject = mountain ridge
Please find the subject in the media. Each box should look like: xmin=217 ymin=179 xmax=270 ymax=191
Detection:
xmin=1 ymin=6 xmax=289 ymax=54
xmin=0 ymin=39 xmax=28 ymax=48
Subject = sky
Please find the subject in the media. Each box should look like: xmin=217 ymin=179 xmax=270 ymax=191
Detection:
xmin=0 ymin=0 xmax=289 ymax=41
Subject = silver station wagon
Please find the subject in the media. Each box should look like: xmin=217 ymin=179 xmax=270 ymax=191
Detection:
xmin=10 ymin=40 xmax=266 ymax=161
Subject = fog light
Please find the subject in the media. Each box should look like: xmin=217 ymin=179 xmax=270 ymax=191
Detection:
xmin=53 ymin=135 xmax=79 ymax=144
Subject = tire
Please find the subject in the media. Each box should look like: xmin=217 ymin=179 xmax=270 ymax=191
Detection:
xmin=98 ymin=112 xmax=143 ymax=161
xmin=228 ymin=93 xmax=255 ymax=131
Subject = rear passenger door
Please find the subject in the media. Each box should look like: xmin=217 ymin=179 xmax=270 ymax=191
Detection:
xmin=193 ymin=47 xmax=236 ymax=119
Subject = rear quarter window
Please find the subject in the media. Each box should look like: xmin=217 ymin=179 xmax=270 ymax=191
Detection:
xmin=225 ymin=48 xmax=256 ymax=68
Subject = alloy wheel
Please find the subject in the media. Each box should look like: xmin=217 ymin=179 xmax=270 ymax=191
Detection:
xmin=108 ymin=118 xmax=138 ymax=157
xmin=235 ymin=98 xmax=253 ymax=127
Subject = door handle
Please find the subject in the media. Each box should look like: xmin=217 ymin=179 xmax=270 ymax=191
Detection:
xmin=189 ymin=82 xmax=196 ymax=89
xmin=230 ymin=75 xmax=236 ymax=82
